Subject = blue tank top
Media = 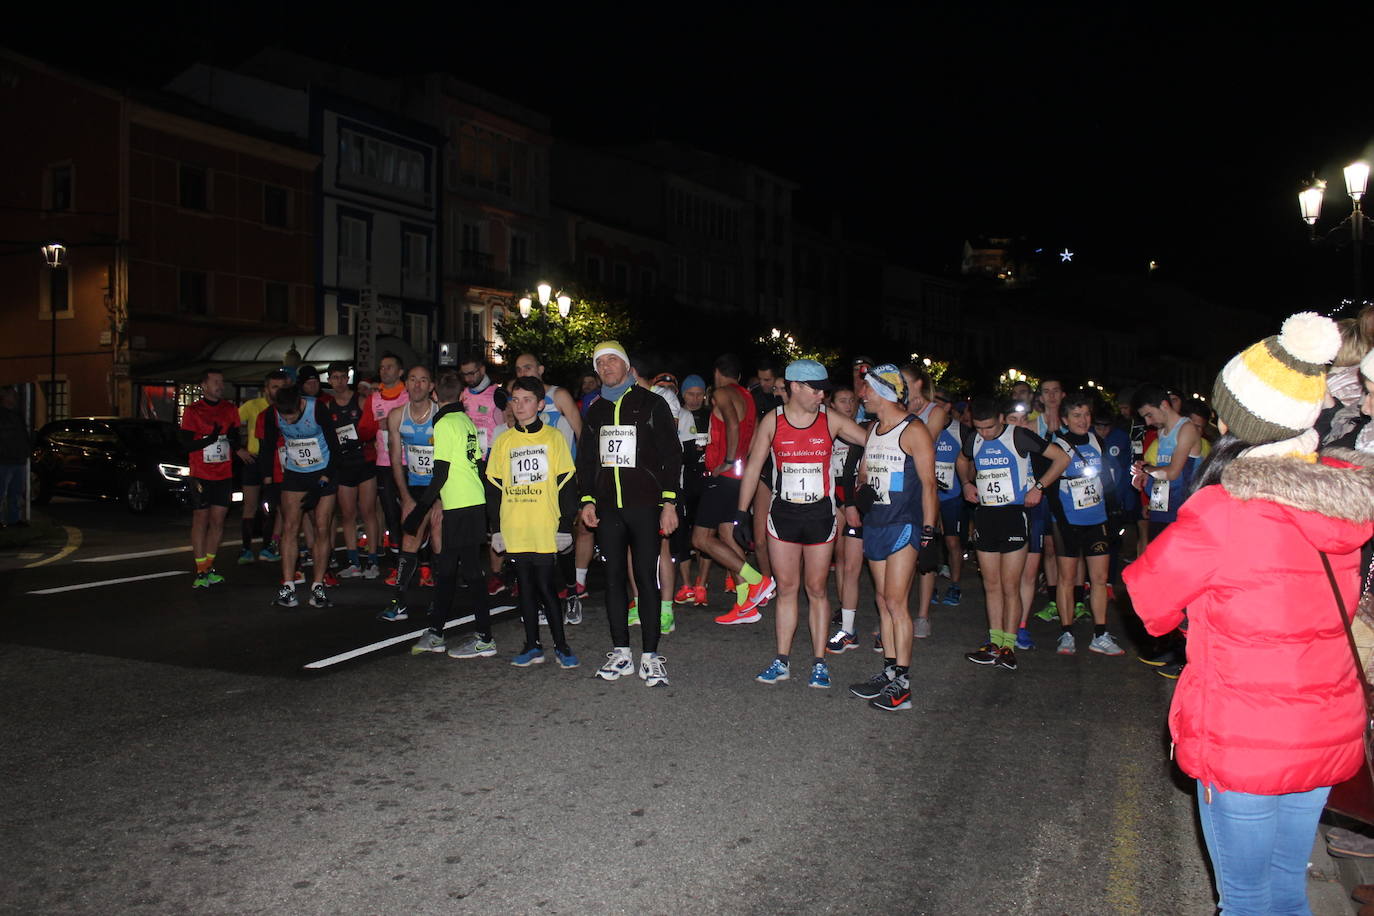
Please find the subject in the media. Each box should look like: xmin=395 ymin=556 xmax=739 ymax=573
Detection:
xmin=398 ymin=401 xmax=436 ymax=487
xmin=539 ymin=385 xmax=576 ymax=458
xmin=1052 ymin=431 xmax=1108 ymax=525
xmin=863 ymin=416 xmax=924 ymax=529
xmin=1149 ymin=417 xmax=1195 ymax=523
xmin=934 ymin=421 xmax=963 ymax=503
xmin=971 ymin=425 xmax=1031 ymax=508
xmin=278 ymin=397 xmax=331 ymax=473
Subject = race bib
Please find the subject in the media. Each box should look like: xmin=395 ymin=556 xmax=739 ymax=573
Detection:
xmin=977 ymin=466 xmax=1014 ymax=506
xmin=934 ymin=460 xmax=955 ymax=492
xmin=336 ymin=423 xmax=358 ymax=441
xmin=377 ymin=429 xmax=389 ymax=454
xmin=510 ymin=445 xmax=548 ymax=484
xmin=1149 ymin=477 xmax=1170 ymax=513
xmin=202 ymin=436 xmax=230 ymax=464
xmin=779 ymin=462 xmax=825 ymax=504
xmin=276 ymin=445 xmax=287 ymax=468
xmin=287 ymin=436 xmax=323 ymax=469
xmin=599 ymin=425 xmax=637 ymax=468
xmin=830 ymin=443 xmax=849 ymax=479
xmin=864 ymin=448 xmax=903 ymax=506
xmin=1066 ymin=474 xmax=1102 ymax=511
xmin=406 ymin=444 xmax=435 ymax=477
xmin=476 ymin=427 xmax=489 ymax=455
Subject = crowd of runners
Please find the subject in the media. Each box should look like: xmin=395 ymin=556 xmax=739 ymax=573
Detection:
xmin=174 ymin=342 xmax=1240 ymax=711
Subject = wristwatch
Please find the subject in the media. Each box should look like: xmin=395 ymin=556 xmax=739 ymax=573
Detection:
xmin=1033 ymin=480 xmax=1045 ymax=491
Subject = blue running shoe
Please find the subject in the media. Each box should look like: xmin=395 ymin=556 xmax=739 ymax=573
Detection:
xmin=941 ymin=585 xmax=962 ymax=606
xmin=377 ymin=600 xmax=408 ymax=622
xmin=511 ymin=647 xmax=546 ymax=667
xmin=755 ymin=658 xmax=790 ymax=684
xmin=929 ymin=587 xmax=942 ymax=605
xmin=554 ymin=648 xmax=580 ymax=669
xmin=237 ymin=548 xmax=256 ymax=566
xmin=808 ymin=662 xmax=831 ymax=689
xmin=258 ymin=545 xmax=281 ymax=562
xmin=1016 ymin=626 xmax=1036 ymax=650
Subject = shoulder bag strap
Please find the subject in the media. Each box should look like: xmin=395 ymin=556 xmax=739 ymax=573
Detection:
xmin=1321 ymin=551 xmax=1374 ymax=710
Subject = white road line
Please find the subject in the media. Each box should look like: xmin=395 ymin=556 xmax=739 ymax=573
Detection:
xmin=303 ymin=604 xmax=519 ymax=670
xmin=77 ymin=538 xmax=239 ymax=563
xmin=28 ymin=570 xmax=189 ymax=594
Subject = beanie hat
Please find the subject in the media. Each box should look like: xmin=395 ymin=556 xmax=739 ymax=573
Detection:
xmin=681 ymin=374 xmax=706 ymax=392
xmin=1362 ymin=348 xmax=1374 ymax=384
xmin=1211 ymin=312 xmax=1340 ymax=453
xmin=592 ymin=341 xmax=629 ymax=369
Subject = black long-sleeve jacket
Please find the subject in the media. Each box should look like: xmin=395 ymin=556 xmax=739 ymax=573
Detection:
xmin=577 ymin=385 xmax=681 ymax=510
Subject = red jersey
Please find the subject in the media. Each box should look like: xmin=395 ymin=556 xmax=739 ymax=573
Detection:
xmin=181 ymin=398 xmax=240 ymax=481
xmin=705 ymin=382 xmax=757 ymax=480
xmin=771 ymin=405 xmax=834 ymax=504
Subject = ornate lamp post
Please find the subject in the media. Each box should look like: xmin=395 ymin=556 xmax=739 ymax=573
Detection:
xmin=1299 ymin=160 xmax=1370 ymax=299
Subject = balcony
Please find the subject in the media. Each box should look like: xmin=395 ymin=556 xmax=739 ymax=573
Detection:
xmin=453 ymin=250 xmax=504 ymax=288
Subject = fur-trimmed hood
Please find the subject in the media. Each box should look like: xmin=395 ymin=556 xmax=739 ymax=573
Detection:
xmin=1221 ymin=448 xmax=1374 ymax=530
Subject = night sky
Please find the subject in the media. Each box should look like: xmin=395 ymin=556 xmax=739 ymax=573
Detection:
xmin=11 ymin=4 xmax=1374 ymax=318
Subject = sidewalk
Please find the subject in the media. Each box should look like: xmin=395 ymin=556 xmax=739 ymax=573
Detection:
xmin=0 ymin=510 xmax=67 ymax=571
xmin=1315 ymin=815 xmax=1374 ymax=915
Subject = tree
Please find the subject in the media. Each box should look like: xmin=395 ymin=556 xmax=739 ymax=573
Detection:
xmin=494 ymin=297 xmax=637 ymax=388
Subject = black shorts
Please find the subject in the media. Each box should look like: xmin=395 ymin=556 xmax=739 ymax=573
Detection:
xmin=760 ymin=456 xmax=773 ymax=491
xmin=189 ymin=477 xmax=233 ymax=510
xmin=1051 ymin=519 xmax=1112 ymax=558
xmin=283 ymin=469 xmax=337 ymax=496
xmin=695 ymin=475 xmax=741 ymax=529
xmin=240 ymin=460 xmax=263 ymax=488
xmin=767 ymin=498 xmax=837 ymax=546
xmin=938 ymin=498 xmax=964 ymax=537
xmin=971 ymin=505 xmax=1029 ymax=554
xmin=334 ymin=462 xmax=371 ymax=488
xmin=408 ymin=484 xmax=430 ymax=503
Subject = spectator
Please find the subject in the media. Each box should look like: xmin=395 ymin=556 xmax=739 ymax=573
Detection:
xmin=0 ymin=386 xmax=32 ymax=527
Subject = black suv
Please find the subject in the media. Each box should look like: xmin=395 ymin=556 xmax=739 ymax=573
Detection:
xmin=30 ymin=418 xmax=219 ymax=513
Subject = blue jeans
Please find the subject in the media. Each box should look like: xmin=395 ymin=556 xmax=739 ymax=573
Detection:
xmin=1196 ymin=781 xmax=1330 ymax=915
xmin=0 ymin=462 xmax=24 ymax=524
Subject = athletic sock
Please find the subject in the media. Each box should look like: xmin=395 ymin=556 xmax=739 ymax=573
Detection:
xmin=575 ymin=567 xmax=588 ymax=587
xmin=739 ymin=562 xmax=763 ymax=585
xmin=206 ymin=553 xmax=216 ymax=568
xmin=987 ymin=628 xmax=1000 ymax=647
xmin=659 ymin=599 xmax=672 ymax=614
xmin=883 ymin=656 xmax=896 ymax=670
xmin=368 ymin=551 xmax=380 ymax=566
xmin=347 ymin=549 xmax=359 ymax=566
xmin=777 ymin=654 xmax=790 ymax=666
xmin=812 ymin=656 xmax=824 ymax=667
xmin=1061 ymin=624 xmax=1074 ymax=635
xmin=195 ymin=556 xmax=210 ymax=574
xmin=893 ymin=665 xmax=910 ymax=680
xmin=1094 ymin=624 xmax=1107 ymax=637
xmin=841 ymin=608 xmax=856 ymax=634
xmin=241 ymin=519 xmax=253 ymax=551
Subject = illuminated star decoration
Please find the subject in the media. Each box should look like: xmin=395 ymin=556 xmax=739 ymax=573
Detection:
xmin=1060 ymin=248 xmax=1074 ymax=262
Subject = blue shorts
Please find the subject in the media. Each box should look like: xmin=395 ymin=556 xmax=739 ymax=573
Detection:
xmin=938 ymin=498 xmax=964 ymax=538
xmin=863 ymin=522 xmax=913 ymax=562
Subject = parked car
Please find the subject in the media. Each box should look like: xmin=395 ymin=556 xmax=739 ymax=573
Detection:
xmin=30 ymin=418 xmax=239 ymax=513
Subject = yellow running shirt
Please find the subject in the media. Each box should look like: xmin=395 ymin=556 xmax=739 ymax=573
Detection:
xmin=486 ymin=423 xmax=575 ymax=554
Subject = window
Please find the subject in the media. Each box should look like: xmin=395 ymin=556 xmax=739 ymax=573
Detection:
xmin=339 ymin=215 xmax=369 ymax=286
xmin=339 ymin=129 xmax=426 ymax=197
xmin=406 ymin=313 xmax=428 ymax=351
xmin=404 ymin=232 xmax=429 ymax=274
xmin=613 ymin=262 xmax=629 ymax=292
xmin=462 ymin=305 xmax=483 ymax=345
xmin=461 ymin=222 xmax=482 ymax=254
xmin=452 ymin=122 xmax=520 ymax=200
xmin=179 ymin=270 xmax=209 ymax=315
xmin=47 ymin=164 xmax=73 ymax=212
xmin=179 ymin=165 xmax=209 ymax=211
xmin=510 ymin=234 xmax=528 ymax=273
xmin=41 ymin=380 xmax=69 ymax=421
xmin=585 ymin=255 xmax=602 ymax=284
xmin=263 ymin=186 xmax=289 ymax=228
xmin=265 ymin=282 xmax=289 ymax=323
xmin=639 ymin=268 xmax=656 ymax=296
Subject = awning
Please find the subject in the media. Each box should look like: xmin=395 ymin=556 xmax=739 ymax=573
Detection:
xmin=134 ymin=334 xmax=425 ymax=386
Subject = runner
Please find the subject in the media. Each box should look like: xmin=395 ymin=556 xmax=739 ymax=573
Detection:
xmin=689 ymin=354 xmax=765 ymax=623
xmin=903 ymin=364 xmax=950 ymax=634
xmin=236 ymin=369 xmax=289 ymax=564
xmin=366 ymin=353 xmax=409 ymax=570
xmin=579 ymin=341 xmax=681 ymax=687
xmin=1048 ymin=393 xmax=1125 ymax=656
xmin=180 ymin=368 xmax=243 ymax=588
xmin=825 ymin=384 xmax=868 ymax=653
xmin=256 ymin=384 xmax=341 ymax=608
xmin=930 ymin=389 xmax=967 ymax=615
xmin=484 ymin=375 xmax=580 ymax=668
xmin=402 ymin=371 xmax=494 ymax=658
xmin=843 ymin=364 xmax=940 ymax=711
xmin=296 ymin=365 xmax=322 ymax=398
xmin=736 ymin=360 xmax=868 ymax=690
xmin=626 ymin=355 xmax=683 ymax=635
xmin=956 ymin=396 xmax=1069 ymax=671
xmin=460 ymin=353 xmax=511 ymax=596
xmin=379 ymin=366 xmax=441 ymax=622
xmin=323 ymin=363 xmax=379 ymax=579
xmin=673 ymin=374 xmax=713 ymax=606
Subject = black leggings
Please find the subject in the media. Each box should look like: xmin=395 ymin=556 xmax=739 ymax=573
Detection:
xmin=376 ymin=466 xmax=403 ymax=549
xmin=430 ymin=506 xmax=491 ymax=638
xmin=513 ymin=553 xmax=569 ymax=652
xmin=598 ymin=505 xmax=663 ymax=652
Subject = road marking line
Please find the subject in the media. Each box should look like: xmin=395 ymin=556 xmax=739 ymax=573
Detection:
xmin=23 ymin=525 xmax=83 ymax=569
xmin=77 ymin=538 xmax=240 ymax=563
xmin=28 ymin=570 xmax=188 ymax=594
xmin=303 ymin=604 xmax=518 ymax=670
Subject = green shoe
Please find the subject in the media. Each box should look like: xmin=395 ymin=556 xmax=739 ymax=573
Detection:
xmin=661 ymin=609 xmax=675 ymax=635
xmin=1035 ymin=600 xmax=1058 ymax=622
xmin=1074 ymin=601 xmax=1088 ymax=619
xmin=628 ymin=599 xmax=640 ymax=627
xmin=192 ymin=573 xmax=210 ymax=589
xmin=204 ymin=569 xmax=225 ymax=586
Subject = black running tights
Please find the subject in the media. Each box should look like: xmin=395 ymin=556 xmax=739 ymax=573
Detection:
xmin=597 ymin=505 xmax=662 ymax=652
xmin=513 ymin=553 xmax=568 ymax=652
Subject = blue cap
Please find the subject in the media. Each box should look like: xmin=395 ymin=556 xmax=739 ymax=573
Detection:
xmin=681 ymin=374 xmax=706 ymax=392
xmin=784 ymin=359 xmax=833 ymax=389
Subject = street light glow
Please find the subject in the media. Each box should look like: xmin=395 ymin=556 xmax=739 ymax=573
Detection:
xmin=41 ymin=242 xmax=65 ymax=268
xmin=557 ymin=295 xmax=572 ymax=318
xmin=537 ymin=283 xmax=552 ymax=306
xmin=1346 ymin=162 xmax=1370 ymax=202
xmin=518 ymin=296 xmax=532 ymax=319
xmin=1299 ymin=180 xmax=1326 ymax=225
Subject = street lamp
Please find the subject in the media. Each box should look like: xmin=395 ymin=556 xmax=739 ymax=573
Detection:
xmin=517 ymin=281 xmax=573 ymax=358
xmin=1299 ymin=162 xmax=1371 ymax=297
xmin=41 ymin=242 xmax=66 ymax=268
xmin=41 ymin=242 xmax=66 ymax=420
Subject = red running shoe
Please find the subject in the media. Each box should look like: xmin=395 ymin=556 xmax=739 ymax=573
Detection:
xmin=419 ymin=564 xmax=435 ymax=587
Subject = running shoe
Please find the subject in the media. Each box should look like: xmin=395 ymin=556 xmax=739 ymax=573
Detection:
xmin=965 ymin=643 xmax=998 ymax=665
xmin=1156 ymin=662 xmax=1184 ymax=680
xmin=1056 ymin=631 xmax=1077 ymax=655
xmin=258 ymin=545 xmax=281 ymax=562
xmin=642 ymin=654 xmax=670 ymax=687
xmin=487 ymin=574 xmax=508 ymax=596
xmin=723 ymin=574 xmax=736 ymax=594
xmin=596 ymin=649 xmax=635 ymax=681
xmin=1105 ymin=583 xmax=1116 ymax=601
xmin=538 ymin=609 xmax=548 ymax=627
xmin=628 ymin=599 xmax=642 ymax=627
xmin=995 ymin=647 xmax=1018 ymax=671
xmin=929 ymin=587 xmax=942 ymax=605
xmin=756 ymin=658 xmax=790 ymax=684
xmin=673 ymin=585 xmax=695 ymax=605
xmin=743 ymin=576 xmax=776 ymax=612
xmin=322 ymin=570 xmax=339 ymax=588
xmin=1137 ymin=650 xmax=1179 ymax=667
xmin=377 ymin=599 xmax=408 ymax=622
xmin=661 ymin=608 xmax=675 ymax=635
xmin=292 ymin=568 xmax=305 ymax=584
xmin=831 ymin=607 xmax=843 ymax=626
xmin=362 ymin=561 xmax=380 ymax=580
xmin=555 ymin=648 xmax=580 ymax=669
xmin=869 ymin=677 xmax=912 ymax=711
xmin=941 ymin=585 xmax=962 ymax=606
xmin=308 ymin=583 xmax=331 ymax=608
xmin=357 ymin=532 xmax=368 ymax=551
xmin=692 ymin=586 xmax=709 ymax=606
xmin=565 ymin=597 xmax=583 ymax=626
xmin=714 ymin=602 xmax=762 ymax=625
xmin=237 ymin=549 xmax=256 ymax=566
xmin=412 ymin=629 xmax=446 ymax=654
xmin=826 ymin=628 xmax=859 ymax=654
xmin=938 ymin=564 xmax=952 ymax=580
xmin=872 ymin=634 xmax=884 ymax=654
xmin=1089 ymin=633 xmax=1125 ymax=656
xmin=1074 ymin=601 xmax=1088 ymax=619
xmin=914 ymin=617 xmax=932 ymax=639
xmin=808 ymin=662 xmax=831 ymax=689
xmin=419 ymin=565 xmax=435 ymax=588
xmin=1035 ymin=600 xmax=1058 ymax=622
xmin=204 ymin=569 xmax=225 ymax=586
xmin=385 ymin=567 xmax=399 ymax=587
xmin=273 ymin=584 xmax=298 ymax=608
xmin=511 ymin=647 xmax=545 ymax=667
xmin=448 ymin=636 xmax=497 ymax=659
xmin=1016 ymin=627 xmax=1036 ymax=651
xmin=849 ymin=668 xmax=894 ymax=700
xmin=338 ymin=563 xmax=364 ymax=579
xmin=192 ymin=573 xmax=210 ymax=589
xmin=300 ymin=548 xmax=313 ymax=567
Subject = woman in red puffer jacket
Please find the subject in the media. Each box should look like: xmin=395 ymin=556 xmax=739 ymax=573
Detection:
xmin=1125 ymin=312 xmax=1374 ymax=916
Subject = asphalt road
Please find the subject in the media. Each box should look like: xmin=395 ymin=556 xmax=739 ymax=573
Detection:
xmin=1 ymin=498 xmax=1242 ymax=914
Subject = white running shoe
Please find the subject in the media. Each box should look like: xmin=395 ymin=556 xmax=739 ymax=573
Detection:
xmin=1089 ymin=632 xmax=1125 ymax=656
xmin=1056 ymin=631 xmax=1077 ymax=655
xmin=595 ymin=648 xmax=635 ymax=681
